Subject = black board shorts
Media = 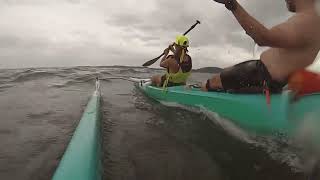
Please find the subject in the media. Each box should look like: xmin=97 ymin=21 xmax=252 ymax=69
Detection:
xmin=220 ymin=60 xmax=287 ymax=93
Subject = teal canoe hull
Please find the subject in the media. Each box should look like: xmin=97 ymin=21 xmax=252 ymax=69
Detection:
xmin=52 ymin=80 xmax=101 ymax=180
xmin=137 ymin=82 xmax=320 ymax=135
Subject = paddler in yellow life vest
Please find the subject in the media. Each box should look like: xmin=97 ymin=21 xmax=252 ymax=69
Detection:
xmin=151 ymin=35 xmax=192 ymax=87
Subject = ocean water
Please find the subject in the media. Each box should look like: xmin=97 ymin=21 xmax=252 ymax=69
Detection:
xmin=0 ymin=66 xmax=312 ymax=180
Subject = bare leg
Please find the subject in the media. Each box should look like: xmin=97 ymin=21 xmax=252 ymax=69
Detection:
xmin=151 ymin=75 xmax=162 ymax=87
xmin=201 ymin=74 xmax=223 ymax=91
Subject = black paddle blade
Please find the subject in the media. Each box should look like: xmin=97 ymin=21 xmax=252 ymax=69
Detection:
xmin=142 ymin=53 xmax=164 ymax=67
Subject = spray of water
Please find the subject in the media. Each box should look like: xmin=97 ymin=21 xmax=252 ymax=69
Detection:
xmin=159 ymin=100 xmax=255 ymax=143
xmin=292 ymin=112 xmax=320 ymax=176
xmin=158 ymin=100 xmax=303 ymax=171
xmin=316 ymin=0 xmax=320 ymax=16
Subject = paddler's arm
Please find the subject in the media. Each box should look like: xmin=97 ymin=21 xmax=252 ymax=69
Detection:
xmin=228 ymin=1 xmax=269 ymax=46
xmin=160 ymin=46 xmax=170 ymax=68
xmin=222 ymin=0 xmax=309 ymax=48
xmin=160 ymin=44 xmax=176 ymax=68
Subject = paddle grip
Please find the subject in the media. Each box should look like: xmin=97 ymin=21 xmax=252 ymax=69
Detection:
xmin=183 ymin=20 xmax=201 ymax=35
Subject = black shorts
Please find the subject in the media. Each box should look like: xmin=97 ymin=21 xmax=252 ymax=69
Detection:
xmin=160 ymin=75 xmax=185 ymax=87
xmin=220 ymin=60 xmax=287 ymax=93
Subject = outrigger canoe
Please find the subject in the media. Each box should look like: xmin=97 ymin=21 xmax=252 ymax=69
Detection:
xmin=52 ymin=78 xmax=101 ymax=180
xmin=134 ymin=79 xmax=320 ymax=135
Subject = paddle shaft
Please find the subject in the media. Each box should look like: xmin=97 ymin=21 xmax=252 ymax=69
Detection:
xmin=183 ymin=20 xmax=201 ymax=36
xmin=160 ymin=20 xmax=201 ymax=56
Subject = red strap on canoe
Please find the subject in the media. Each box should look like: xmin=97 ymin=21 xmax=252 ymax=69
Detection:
xmin=288 ymin=70 xmax=320 ymax=97
xmin=263 ymin=80 xmax=271 ymax=105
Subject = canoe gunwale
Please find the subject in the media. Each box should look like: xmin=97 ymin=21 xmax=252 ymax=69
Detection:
xmin=137 ymin=82 xmax=320 ymax=135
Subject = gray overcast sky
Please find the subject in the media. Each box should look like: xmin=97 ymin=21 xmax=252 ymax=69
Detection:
xmin=0 ymin=0 xmax=320 ymax=69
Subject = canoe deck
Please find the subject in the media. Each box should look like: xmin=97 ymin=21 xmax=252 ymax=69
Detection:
xmin=52 ymin=79 xmax=101 ymax=180
xmin=137 ymin=82 xmax=320 ymax=135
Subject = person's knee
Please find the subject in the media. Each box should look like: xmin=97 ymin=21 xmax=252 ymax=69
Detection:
xmin=201 ymin=82 xmax=208 ymax=91
xmin=210 ymin=74 xmax=223 ymax=88
xmin=201 ymin=74 xmax=223 ymax=91
xmin=151 ymin=75 xmax=162 ymax=86
xmin=151 ymin=75 xmax=156 ymax=82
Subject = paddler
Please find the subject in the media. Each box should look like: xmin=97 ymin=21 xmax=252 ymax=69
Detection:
xmin=151 ymin=35 xmax=193 ymax=87
xmin=202 ymin=0 xmax=320 ymax=94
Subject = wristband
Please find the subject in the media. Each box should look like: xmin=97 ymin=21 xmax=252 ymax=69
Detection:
xmin=225 ymin=0 xmax=237 ymax=11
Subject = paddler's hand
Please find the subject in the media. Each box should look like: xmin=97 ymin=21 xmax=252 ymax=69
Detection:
xmin=212 ymin=0 xmax=237 ymax=11
xmin=161 ymin=47 xmax=170 ymax=63
xmin=168 ymin=43 xmax=175 ymax=53
xmin=164 ymin=43 xmax=175 ymax=54
xmin=163 ymin=47 xmax=170 ymax=55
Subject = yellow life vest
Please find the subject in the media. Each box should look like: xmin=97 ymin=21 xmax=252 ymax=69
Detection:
xmin=162 ymin=48 xmax=191 ymax=90
xmin=162 ymin=70 xmax=191 ymax=90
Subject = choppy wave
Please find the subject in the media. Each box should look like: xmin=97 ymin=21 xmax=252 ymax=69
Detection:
xmin=0 ymin=67 xmax=122 ymax=89
xmin=155 ymin=100 xmax=303 ymax=173
xmin=13 ymin=71 xmax=58 ymax=82
xmin=0 ymin=84 xmax=15 ymax=92
xmin=0 ymin=65 xmax=308 ymax=180
xmin=119 ymin=68 xmax=147 ymax=74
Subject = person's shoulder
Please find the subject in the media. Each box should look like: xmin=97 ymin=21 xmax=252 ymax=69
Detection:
xmin=165 ymin=54 xmax=173 ymax=58
xmin=293 ymin=11 xmax=320 ymax=42
xmin=306 ymin=11 xmax=320 ymax=25
xmin=286 ymin=11 xmax=320 ymax=32
xmin=293 ymin=11 xmax=320 ymax=24
xmin=302 ymin=11 xmax=320 ymax=30
xmin=167 ymin=54 xmax=177 ymax=61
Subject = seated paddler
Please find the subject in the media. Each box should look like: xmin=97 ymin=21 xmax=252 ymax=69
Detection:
xmin=151 ymin=35 xmax=193 ymax=87
xmin=201 ymin=0 xmax=320 ymax=94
